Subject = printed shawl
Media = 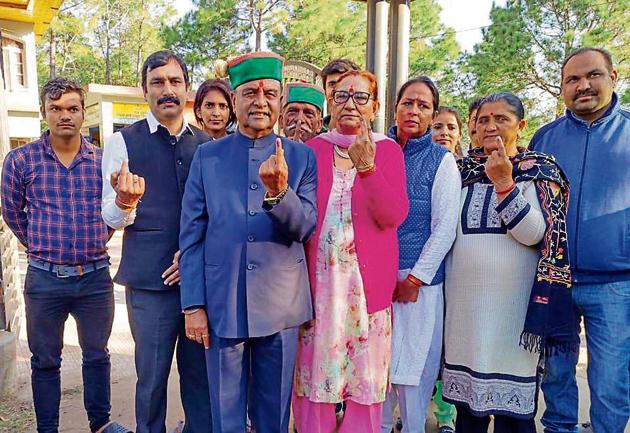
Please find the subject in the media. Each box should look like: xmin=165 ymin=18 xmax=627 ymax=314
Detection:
xmin=458 ymin=147 xmax=577 ymax=354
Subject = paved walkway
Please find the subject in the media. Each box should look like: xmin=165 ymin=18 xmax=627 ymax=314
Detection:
xmin=12 ymin=232 xmax=603 ymax=432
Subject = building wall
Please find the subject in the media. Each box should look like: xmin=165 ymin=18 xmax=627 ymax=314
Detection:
xmin=1 ymin=19 xmax=41 ymax=142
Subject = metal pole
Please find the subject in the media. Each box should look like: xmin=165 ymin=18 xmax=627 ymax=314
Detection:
xmin=373 ymin=0 xmax=389 ymax=133
xmin=365 ymin=0 xmax=377 ymax=72
xmin=396 ymin=1 xmax=410 ymax=102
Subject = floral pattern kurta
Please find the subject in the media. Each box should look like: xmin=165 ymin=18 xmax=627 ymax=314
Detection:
xmin=294 ymin=165 xmax=392 ymax=405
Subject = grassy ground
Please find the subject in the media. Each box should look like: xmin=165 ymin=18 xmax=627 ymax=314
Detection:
xmin=0 ymin=395 xmax=35 ymax=433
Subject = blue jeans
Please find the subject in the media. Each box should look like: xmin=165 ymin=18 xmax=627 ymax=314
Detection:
xmin=541 ymin=281 xmax=630 ymax=433
xmin=24 ymin=266 xmax=114 ymax=433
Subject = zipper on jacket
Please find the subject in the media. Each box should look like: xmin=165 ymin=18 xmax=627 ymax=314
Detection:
xmin=574 ymin=128 xmax=590 ymax=279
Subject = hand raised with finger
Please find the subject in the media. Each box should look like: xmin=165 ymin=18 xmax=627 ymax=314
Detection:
xmin=115 ymin=160 xmax=145 ymax=211
xmin=485 ymin=136 xmax=513 ymax=191
xmin=348 ymin=118 xmax=376 ymax=172
xmin=259 ymin=138 xmax=289 ymax=196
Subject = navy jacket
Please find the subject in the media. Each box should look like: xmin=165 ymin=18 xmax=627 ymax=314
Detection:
xmin=179 ymin=130 xmax=317 ymax=338
xmin=115 ymin=119 xmax=209 ymax=289
xmin=530 ymin=93 xmax=630 ymax=283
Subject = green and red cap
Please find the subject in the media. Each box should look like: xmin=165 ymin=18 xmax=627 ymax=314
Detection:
xmin=227 ymin=52 xmax=285 ymax=89
xmin=284 ymin=82 xmax=325 ymax=113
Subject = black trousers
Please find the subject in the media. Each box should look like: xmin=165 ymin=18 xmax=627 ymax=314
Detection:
xmin=455 ymin=405 xmax=536 ymax=433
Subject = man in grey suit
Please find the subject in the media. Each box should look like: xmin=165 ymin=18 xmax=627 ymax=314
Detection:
xmin=179 ymin=52 xmax=317 ymax=433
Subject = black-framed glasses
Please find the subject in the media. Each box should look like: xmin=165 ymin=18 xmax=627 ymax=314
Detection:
xmin=333 ymin=90 xmax=372 ymax=106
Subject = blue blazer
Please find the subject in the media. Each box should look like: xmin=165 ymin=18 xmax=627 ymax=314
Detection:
xmin=179 ymin=130 xmax=317 ymax=338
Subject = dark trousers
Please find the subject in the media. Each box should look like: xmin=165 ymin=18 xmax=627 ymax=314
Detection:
xmin=125 ymin=288 xmax=212 ymax=433
xmin=24 ymin=266 xmax=114 ymax=433
xmin=455 ymin=405 xmax=537 ymax=433
xmin=206 ymin=328 xmax=298 ymax=433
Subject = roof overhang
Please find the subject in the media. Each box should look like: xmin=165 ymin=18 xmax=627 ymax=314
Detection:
xmin=0 ymin=0 xmax=64 ymax=40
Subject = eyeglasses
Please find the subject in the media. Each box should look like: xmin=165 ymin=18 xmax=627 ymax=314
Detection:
xmin=332 ymin=90 xmax=372 ymax=106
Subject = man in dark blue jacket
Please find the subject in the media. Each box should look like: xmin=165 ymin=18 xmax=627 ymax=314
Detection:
xmin=530 ymin=48 xmax=629 ymax=433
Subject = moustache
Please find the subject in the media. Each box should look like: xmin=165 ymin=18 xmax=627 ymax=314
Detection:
xmin=286 ymin=120 xmax=313 ymax=134
xmin=574 ymin=90 xmax=598 ymax=101
xmin=158 ymin=96 xmax=181 ymax=105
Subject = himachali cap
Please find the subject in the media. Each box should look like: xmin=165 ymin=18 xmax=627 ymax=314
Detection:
xmin=285 ymin=82 xmax=325 ymax=113
xmin=227 ymin=52 xmax=285 ymax=89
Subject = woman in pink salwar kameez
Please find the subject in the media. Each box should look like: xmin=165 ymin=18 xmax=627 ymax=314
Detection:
xmin=293 ymin=70 xmax=409 ymax=433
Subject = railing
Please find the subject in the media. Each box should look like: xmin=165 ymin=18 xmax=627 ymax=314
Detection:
xmin=0 ymin=72 xmax=23 ymax=333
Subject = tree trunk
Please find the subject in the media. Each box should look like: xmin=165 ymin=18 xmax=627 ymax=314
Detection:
xmin=49 ymin=28 xmax=57 ymax=79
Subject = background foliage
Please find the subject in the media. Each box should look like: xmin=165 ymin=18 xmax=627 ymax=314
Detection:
xmin=37 ymin=0 xmax=629 ymax=145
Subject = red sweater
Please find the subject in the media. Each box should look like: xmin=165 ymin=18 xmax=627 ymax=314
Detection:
xmin=305 ymin=136 xmax=409 ymax=314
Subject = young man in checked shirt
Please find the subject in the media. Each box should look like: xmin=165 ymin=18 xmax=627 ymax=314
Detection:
xmin=1 ymin=78 xmax=128 ymax=433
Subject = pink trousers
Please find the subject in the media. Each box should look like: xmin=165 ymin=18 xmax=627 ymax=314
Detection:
xmin=292 ymin=395 xmax=383 ymax=433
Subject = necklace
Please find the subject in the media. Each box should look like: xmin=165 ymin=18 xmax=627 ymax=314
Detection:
xmin=334 ymin=145 xmax=351 ymax=159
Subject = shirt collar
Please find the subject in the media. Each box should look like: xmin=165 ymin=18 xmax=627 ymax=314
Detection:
xmin=42 ymin=131 xmax=95 ymax=161
xmin=235 ymin=129 xmax=276 ymax=148
xmin=566 ymin=92 xmax=620 ymax=127
xmin=146 ymin=110 xmax=194 ymax=139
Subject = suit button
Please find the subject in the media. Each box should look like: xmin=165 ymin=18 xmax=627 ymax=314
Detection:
xmin=176 ymin=159 xmax=183 ymax=165
xmin=250 ymin=183 xmax=258 ymax=190
xmin=248 ymin=210 xmax=256 ymax=216
xmin=170 ymin=137 xmax=177 ymax=145
xmin=247 ymin=264 xmax=255 ymax=270
xmin=248 ymin=235 xmax=255 ymax=242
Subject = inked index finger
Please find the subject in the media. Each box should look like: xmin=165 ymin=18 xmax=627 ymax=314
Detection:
xmin=495 ymin=136 xmax=506 ymax=157
xmin=276 ymin=138 xmax=285 ymax=164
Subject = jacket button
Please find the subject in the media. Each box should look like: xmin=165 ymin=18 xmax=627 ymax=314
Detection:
xmin=176 ymin=159 xmax=183 ymax=165
xmin=170 ymin=137 xmax=177 ymax=145
xmin=247 ymin=264 xmax=254 ymax=270
xmin=248 ymin=235 xmax=255 ymax=242
xmin=250 ymin=183 xmax=258 ymax=190
xmin=248 ymin=210 xmax=256 ymax=216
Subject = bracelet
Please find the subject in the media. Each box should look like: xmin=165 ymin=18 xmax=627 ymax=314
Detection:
xmin=357 ymin=164 xmax=376 ymax=178
xmin=182 ymin=308 xmax=202 ymax=315
xmin=115 ymin=196 xmax=136 ymax=211
xmin=495 ymin=181 xmax=516 ymax=195
xmin=406 ymin=274 xmax=423 ymax=287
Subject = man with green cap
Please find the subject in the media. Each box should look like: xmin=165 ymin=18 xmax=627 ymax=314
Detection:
xmin=178 ymin=52 xmax=317 ymax=433
xmin=279 ymin=82 xmax=325 ymax=142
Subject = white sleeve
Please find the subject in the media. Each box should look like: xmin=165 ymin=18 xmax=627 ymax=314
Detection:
xmin=409 ymin=153 xmax=461 ymax=284
xmin=101 ymin=132 xmax=136 ymax=230
xmin=495 ymin=180 xmax=546 ymax=246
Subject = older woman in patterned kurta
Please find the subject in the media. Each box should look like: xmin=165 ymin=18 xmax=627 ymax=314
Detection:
xmin=443 ymin=93 xmax=572 ymax=433
xmin=292 ymin=70 xmax=409 ymax=433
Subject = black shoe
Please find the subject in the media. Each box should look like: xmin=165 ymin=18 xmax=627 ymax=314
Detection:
xmin=438 ymin=426 xmax=455 ymax=433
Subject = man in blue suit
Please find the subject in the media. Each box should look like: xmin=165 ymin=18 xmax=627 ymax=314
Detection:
xmin=179 ymin=52 xmax=317 ymax=433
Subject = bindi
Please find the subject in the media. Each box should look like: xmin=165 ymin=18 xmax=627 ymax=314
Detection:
xmin=258 ymin=80 xmax=265 ymax=89
xmin=348 ymin=85 xmax=354 ymax=93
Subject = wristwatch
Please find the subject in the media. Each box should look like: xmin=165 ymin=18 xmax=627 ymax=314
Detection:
xmin=263 ymin=187 xmax=288 ymax=206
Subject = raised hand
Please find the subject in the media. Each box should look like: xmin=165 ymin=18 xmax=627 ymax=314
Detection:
xmin=111 ymin=160 xmax=145 ymax=211
xmin=485 ymin=136 xmax=513 ymax=192
xmin=348 ymin=117 xmax=376 ymax=172
xmin=259 ymin=138 xmax=289 ymax=196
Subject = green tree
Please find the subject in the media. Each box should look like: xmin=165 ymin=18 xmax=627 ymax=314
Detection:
xmin=466 ymin=0 xmax=630 ymax=115
xmin=37 ymin=0 xmax=169 ymax=87
xmin=162 ymin=0 xmax=248 ymax=83
xmin=267 ymin=0 xmax=366 ymax=67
